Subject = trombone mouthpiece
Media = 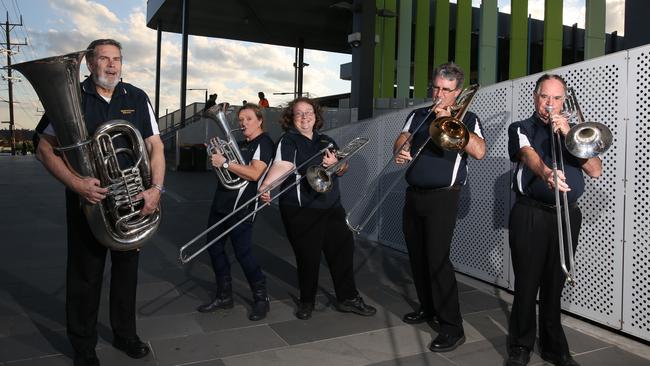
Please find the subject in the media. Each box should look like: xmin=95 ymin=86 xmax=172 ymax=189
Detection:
xmin=545 ymin=105 xmax=554 ymax=113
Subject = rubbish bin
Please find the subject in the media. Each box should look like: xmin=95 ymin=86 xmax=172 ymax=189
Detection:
xmin=178 ymin=145 xmax=194 ymax=171
xmin=193 ymin=144 xmax=207 ymax=171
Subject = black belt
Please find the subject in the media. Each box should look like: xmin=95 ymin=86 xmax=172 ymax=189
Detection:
xmin=516 ymin=194 xmax=577 ymax=212
xmin=408 ymin=185 xmax=461 ymax=193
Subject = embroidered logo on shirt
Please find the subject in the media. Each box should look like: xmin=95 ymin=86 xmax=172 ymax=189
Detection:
xmin=121 ymin=109 xmax=135 ymax=115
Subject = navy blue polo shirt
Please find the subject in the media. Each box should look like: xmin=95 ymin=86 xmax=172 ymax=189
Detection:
xmin=41 ymin=77 xmax=158 ymax=140
xmin=402 ymin=107 xmax=484 ymax=189
xmin=274 ymin=128 xmax=342 ymax=209
xmin=508 ymin=114 xmax=585 ymax=204
xmin=212 ymin=132 xmax=275 ymax=215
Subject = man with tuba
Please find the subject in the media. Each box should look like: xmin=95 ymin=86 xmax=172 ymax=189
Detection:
xmin=36 ymin=39 xmax=164 ymax=366
xmin=394 ymin=62 xmax=486 ymax=352
xmin=505 ymin=74 xmax=601 ymax=366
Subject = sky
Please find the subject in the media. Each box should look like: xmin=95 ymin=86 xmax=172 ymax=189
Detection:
xmin=1 ymin=0 xmax=626 ymax=130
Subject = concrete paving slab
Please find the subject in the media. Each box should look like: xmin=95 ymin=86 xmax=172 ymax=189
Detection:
xmin=149 ymin=325 xmax=287 ymax=366
xmin=2 ymin=157 xmax=648 ymax=366
xmin=270 ymin=307 xmax=403 ymax=345
xmin=367 ymin=352 xmax=455 ymax=366
xmin=566 ymin=345 xmax=650 ymax=366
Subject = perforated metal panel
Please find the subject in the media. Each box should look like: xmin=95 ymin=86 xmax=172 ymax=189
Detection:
xmin=624 ymin=46 xmax=650 ymax=340
xmin=512 ymin=55 xmax=627 ymax=330
xmin=329 ymin=107 xmax=416 ymax=249
xmin=323 ymin=44 xmax=650 ymax=341
xmin=451 ymin=83 xmax=513 ymax=288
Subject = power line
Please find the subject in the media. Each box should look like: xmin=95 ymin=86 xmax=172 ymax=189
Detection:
xmin=0 ymin=11 xmax=27 ymax=155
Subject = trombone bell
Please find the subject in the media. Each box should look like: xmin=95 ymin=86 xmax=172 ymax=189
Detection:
xmin=428 ymin=84 xmax=479 ymax=151
xmin=565 ymin=121 xmax=613 ymax=159
xmin=429 ymin=117 xmax=470 ymax=151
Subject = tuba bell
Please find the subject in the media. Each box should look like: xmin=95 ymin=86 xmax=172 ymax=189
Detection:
xmin=12 ymin=50 xmax=161 ymax=251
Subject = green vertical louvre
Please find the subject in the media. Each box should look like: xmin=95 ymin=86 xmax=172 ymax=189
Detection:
xmin=543 ymin=0 xmax=563 ymax=70
xmin=374 ymin=1 xmax=382 ymax=98
xmin=396 ymin=0 xmax=413 ymax=98
xmin=509 ymin=0 xmax=528 ymax=79
xmin=433 ymin=0 xmax=449 ymax=68
xmin=455 ymin=0 xmax=471 ymax=87
xmin=478 ymin=0 xmax=497 ymax=86
xmin=376 ymin=0 xmax=397 ymax=98
xmin=584 ymin=0 xmax=605 ymax=59
xmin=413 ymin=0 xmax=430 ymax=98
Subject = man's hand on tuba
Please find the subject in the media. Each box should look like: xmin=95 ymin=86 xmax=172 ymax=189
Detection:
xmin=74 ymin=176 xmax=108 ymax=205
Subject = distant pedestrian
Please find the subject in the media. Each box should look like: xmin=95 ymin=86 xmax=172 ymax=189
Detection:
xmin=258 ymin=92 xmax=269 ymax=108
xmin=205 ymin=93 xmax=218 ymax=111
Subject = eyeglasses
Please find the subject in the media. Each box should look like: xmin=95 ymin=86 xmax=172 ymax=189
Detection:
xmin=294 ymin=111 xmax=315 ymax=119
xmin=535 ymin=93 xmax=564 ymax=102
xmin=432 ymin=86 xmax=456 ymax=94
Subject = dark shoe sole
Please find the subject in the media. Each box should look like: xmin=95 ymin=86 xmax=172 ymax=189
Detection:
xmin=249 ymin=302 xmax=270 ymax=321
xmin=402 ymin=316 xmax=434 ymax=324
xmin=336 ymin=304 xmax=377 ymax=316
xmin=197 ymin=302 xmax=234 ymax=313
xmin=429 ymin=335 xmax=465 ymax=353
xmin=113 ymin=341 xmax=150 ymax=359
xmin=295 ymin=311 xmax=312 ymax=320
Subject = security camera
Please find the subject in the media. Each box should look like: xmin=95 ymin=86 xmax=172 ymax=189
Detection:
xmin=347 ymin=32 xmax=361 ymax=48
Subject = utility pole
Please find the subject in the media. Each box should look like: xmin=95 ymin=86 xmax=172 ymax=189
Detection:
xmin=1 ymin=12 xmax=27 ymax=156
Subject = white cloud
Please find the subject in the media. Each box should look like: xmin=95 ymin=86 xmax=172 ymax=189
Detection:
xmin=7 ymin=0 xmax=624 ymax=131
xmin=6 ymin=1 xmax=353 ymax=129
xmin=606 ymin=0 xmax=625 ymax=34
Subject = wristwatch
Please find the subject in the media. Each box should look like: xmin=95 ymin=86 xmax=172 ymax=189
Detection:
xmin=222 ymin=160 xmax=230 ymax=169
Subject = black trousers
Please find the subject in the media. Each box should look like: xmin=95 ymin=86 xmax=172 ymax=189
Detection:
xmin=280 ymin=205 xmax=358 ymax=303
xmin=65 ymin=192 xmax=140 ymax=354
xmin=206 ymin=210 xmax=264 ymax=286
xmin=508 ymin=198 xmax=581 ymax=357
xmin=403 ymin=186 xmax=464 ymax=336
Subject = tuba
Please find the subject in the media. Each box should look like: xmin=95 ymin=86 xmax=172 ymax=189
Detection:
xmin=12 ymin=50 xmax=161 ymax=251
xmin=204 ymin=105 xmax=248 ymax=190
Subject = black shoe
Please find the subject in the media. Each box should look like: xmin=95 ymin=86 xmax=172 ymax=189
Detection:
xmin=112 ymin=336 xmax=150 ymax=359
xmin=541 ymin=352 xmax=580 ymax=366
xmin=197 ymin=295 xmax=234 ymax=312
xmin=428 ymin=333 xmax=465 ymax=352
xmin=506 ymin=346 xmax=531 ymax=366
xmin=295 ymin=302 xmax=314 ymax=320
xmin=73 ymin=350 xmax=100 ymax=366
xmin=336 ymin=295 xmax=377 ymax=316
xmin=198 ymin=276 xmax=234 ymax=312
xmin=248 ymin=279 xmax=270 ymax=321
xmin=402 ymin=309 xmax=434 ymax=324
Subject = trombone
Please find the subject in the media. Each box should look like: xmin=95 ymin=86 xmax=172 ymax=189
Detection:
xmin=548 ymin=88 xmax=612 ymax=286
xmin=345 ymin=85 xmax=480 ymax=233
xmin=306 ymin=137 xmax=369 ymax=193
xmin=179 ymin=137 xmax=369 ymax=264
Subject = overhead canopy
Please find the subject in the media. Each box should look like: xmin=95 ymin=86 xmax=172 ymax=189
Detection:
xmin=146 ymin=0 xmax=354 ymax=53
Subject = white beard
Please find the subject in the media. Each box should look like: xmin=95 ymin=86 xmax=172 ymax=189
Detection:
xmin=93 ymin=73 xmax=120 ymax=90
